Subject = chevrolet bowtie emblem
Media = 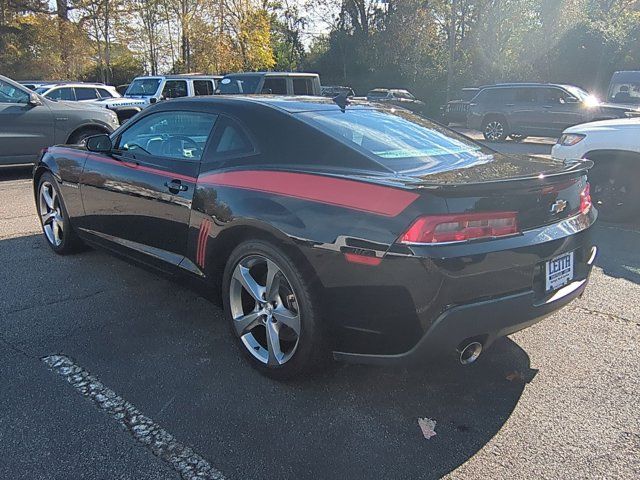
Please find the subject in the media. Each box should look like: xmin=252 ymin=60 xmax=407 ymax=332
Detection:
xmin=550 ymin=199 xmax=568 ymax=214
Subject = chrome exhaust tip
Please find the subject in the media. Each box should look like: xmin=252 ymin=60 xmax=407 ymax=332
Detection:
xmin=458 ymin=341 xmax=483 ymax=365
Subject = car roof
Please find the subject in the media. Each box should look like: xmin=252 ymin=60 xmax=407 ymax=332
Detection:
xmin=43 ymin=83 xmax=109 ymax=88
xmin=156 ymin=95 xmax=381 ymax=114
xmin=222 ymin=72 xmax=319 ymax=78
xmin=133 ymin=75 xmax=221 ymax=80
xmin=485 ymin=82 xmax=573 ymax=89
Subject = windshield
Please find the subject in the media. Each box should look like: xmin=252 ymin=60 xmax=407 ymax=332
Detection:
xmin=607 ymin=81 xmax=640 ymax=105
xmin=300 ymin=108 xmax=494 ymax=174
xmin=217 ymin=76 xmax=262 ymax=94
xmin=563 ymin=86 xmax=592 ymax=102
xmin=367 ymin=90 xmax=389 ymax=99
xmin=125 ymin=78 xmax=161 ymax=96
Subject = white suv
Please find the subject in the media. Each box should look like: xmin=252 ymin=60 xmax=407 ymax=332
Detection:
xmin=123 ymin=75 xmax=222 ymax=106
xmin=552 ymin=118 xmax=640 ymax=221
xmin=34 ymin=83 xmax=120 ymax=102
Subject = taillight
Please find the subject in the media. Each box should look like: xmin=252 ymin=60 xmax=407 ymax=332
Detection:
xmin=580 ymin=182 xmax=592 ymax=214
xmin=400 ymin=211 xmax=519 ymax=244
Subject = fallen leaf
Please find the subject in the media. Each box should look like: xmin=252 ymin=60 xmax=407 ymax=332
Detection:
xmin=506 ymin=371 xmax=525 ymax=382
xmin=418 ymin=417 xmax=437 ymax=439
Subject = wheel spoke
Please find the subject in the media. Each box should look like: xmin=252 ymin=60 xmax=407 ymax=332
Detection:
xmin=234 ymin=265 xmax=265 ymax=303
xmin=234 ymin=310 xmax=263 ymax=335
xmin=42 ymin=188 xmax=54 ymax=209
xmin=42 ymin=211 xmax=56 ymax=224
xmin=273 ymin=305 xmax=300 ymax=335
xmin=266 ymin=320 xmax=283 ymax=366
xmin=265 ymin=259 xmax=281 ymax=302
xmin=52 ymin=220 xmax=61 ymax=244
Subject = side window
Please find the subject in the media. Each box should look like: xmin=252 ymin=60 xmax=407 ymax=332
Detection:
xmin=292 ymin=78 xmax=313 ymax=95
xmin=262 ymin=78 xmax=287 ymax=94
xmin=116 ymin=111 xmax=217 ymax=161
xmin=97 ymin=88 xmax=114 ymax=98
xmin=542 ymin=88 xmax=568 ymax=105
xmin=210 ymin=117 xmax=255 ymax=157
xmin=514 ymin=88 xmax=537 ymax=104
xmin=482 ymin=89 xmax=510 ymax=104
xmin=0 ymin=80 xmax=30 ymax=104
xmin=194 ymin=80 xmax=214 ymax=96
xmin=75 ymin=88 xmax=99 ymax=100
xmin=162 ymin=80 xmax=188 ymax=99
xmin=48 ymin=87 xmax=76 ymax=101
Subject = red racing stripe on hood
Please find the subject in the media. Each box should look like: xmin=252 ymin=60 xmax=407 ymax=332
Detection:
xmin=197 ymin=170 xmax=419 ymax=217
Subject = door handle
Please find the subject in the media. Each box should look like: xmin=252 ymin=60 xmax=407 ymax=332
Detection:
xmin=165 ymin=180 xmax=188 ymax=193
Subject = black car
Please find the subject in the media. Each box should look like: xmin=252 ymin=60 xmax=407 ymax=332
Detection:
xmin=442 ymin=87 xmax=482 ymax=125
xmin=366 ymin=88 xmax=426 ymax=114
xmin=33 ymin=96 xmax=597 ymax=378
xmin=467 ymin=83 xmax=633 ymax=142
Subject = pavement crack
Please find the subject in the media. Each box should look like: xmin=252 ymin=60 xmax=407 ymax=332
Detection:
xmin=0 ymin=335 xmax=33 ymax=359
xmin=569 ymin=305 xmax=639 ymax=326
xmin=4 ymin=289 xmax=106 ymax=315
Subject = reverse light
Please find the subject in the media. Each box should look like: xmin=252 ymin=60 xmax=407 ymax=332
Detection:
xmin=558 ymin=133 xmax=586 ymax=146
xmin=400 ymin=212 xmax=519 ymax=244
xmin=580 ymin=182 xmax=592 ymax=214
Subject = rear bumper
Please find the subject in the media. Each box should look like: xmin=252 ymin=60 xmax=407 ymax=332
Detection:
xmin=333 ymin=248 xmax=595 ymax=365
xmin=333 ymin=246 xmax=597 ymax=365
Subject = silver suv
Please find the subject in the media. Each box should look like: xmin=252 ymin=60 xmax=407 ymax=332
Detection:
xmin=0 ymin=75 xmax=119 ymax=165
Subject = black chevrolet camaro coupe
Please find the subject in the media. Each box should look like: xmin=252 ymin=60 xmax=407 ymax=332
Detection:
xmin=33 ymin=96 xmax=597 ymax=378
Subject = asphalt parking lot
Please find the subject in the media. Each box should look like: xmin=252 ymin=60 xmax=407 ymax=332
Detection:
xmin=1 ymin=139 xmax=639 ymax=479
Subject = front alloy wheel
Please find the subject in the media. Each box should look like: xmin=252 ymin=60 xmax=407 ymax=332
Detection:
xmin=483 ymin=119 xmax=508 ymax=141
xmin=39 ymin=181 xmax=65 ymax=247
xmin=229 ymin=255 xmax=301 ymax=366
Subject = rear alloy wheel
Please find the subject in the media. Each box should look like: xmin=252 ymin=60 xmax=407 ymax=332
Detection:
xmin=223 ymin=241 xmax=324 ymax=378
xmin=482 ymin=118 xmax=509 ymax=142
xmin=37 ymin=173 xmax=83 ymax=254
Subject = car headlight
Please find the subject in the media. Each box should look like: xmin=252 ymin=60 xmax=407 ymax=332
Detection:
xmin=557 ymin=133 xmax=586 ymax=146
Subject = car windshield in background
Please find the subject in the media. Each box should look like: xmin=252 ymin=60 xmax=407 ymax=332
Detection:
xmin=301 ymin=108 xmax=494 ymax=174
xmin=217 ymin=76 xmax=262 ymax=94
xmin=367 ymin=91 xmax=389 ymax=99
xmin=608 ymin=82 xmax=640 ymax=105
xmin=126 ymin=79 xmax=161 ymax=96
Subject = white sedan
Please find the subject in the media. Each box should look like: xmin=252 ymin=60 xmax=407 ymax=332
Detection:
xmin=552 ymin=118 xmax=640 ymax=221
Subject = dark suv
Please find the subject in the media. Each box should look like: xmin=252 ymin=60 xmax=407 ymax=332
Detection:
xmin=467 ymin=83 xmax=632 ymax=141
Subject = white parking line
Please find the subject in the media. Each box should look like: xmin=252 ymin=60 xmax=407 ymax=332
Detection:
xmin=42 ymin=355 xmax=225 ymax=480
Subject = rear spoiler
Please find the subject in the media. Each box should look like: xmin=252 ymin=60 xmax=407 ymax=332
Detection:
xmin=403 ymin=159 xmax=593 ymax=191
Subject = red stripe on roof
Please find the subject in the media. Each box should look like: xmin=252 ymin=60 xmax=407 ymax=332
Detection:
xmin=197 ymin=171 xmax=418 ymax=217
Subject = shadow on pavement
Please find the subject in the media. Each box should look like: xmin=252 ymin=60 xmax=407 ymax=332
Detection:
xmin=593 ymin=221 xmax=640 ymax=284
xmin=0 ymin=233 xmax=535 ymax=480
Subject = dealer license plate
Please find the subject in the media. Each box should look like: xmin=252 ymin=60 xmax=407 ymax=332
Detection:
xmin=546 ymin=252 xmax=574 ymax=292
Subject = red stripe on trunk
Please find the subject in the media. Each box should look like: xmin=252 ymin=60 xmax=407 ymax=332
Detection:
xmin=197 ymin=171 xmax=418 ymax=217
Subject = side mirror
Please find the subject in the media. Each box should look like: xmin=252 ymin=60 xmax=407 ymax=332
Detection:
xmin=261 ymin=88 xmax=273 ymax=94
xmin=565 ymin=96 xmax=579 ymax=104
xmin=28 ymin=93 xmax=42 ymax=107
xmin=149 ymin=97 xmax=158 ymax=104
xmin=85 ymin=134 xmax=113 ymax=152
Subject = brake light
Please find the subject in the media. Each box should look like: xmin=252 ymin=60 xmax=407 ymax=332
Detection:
xmin=580 ymin=182 xmax=592 ymax=214
xmin=400 ymin=211 xmax=519 ymax=244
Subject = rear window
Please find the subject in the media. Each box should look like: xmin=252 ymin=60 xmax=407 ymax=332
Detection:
xmin=300 ymin=108 xmax=493 ymax=174
xmin=194 ymin=80 xmax=214 ymax=96
xmin=293 ymin=78 xmax=313 ymax=95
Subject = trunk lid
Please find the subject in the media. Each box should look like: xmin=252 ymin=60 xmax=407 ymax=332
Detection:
xmin=394 ymin=158 xmax=592 ymax=231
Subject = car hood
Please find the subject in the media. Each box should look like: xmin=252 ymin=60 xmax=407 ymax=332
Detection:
xmin=563 ymin=117 xmax=640 ymax=134
xmin=55 ymin=100 xmax=110 ymax=114
xmin=599 ymin=101 xmax=640 ymax=111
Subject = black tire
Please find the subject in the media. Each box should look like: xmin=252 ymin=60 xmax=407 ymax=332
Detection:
xmin=68 ymin=128 xmax=105 ymax=145
xmin=482 ymin=116 xmax=509 ymax=142
xmin=222 ymin=240 xmax=326 ymax=379
xmin=36 ymin=172 xmax=85 ymax=254
xmin=590 ymin=162 xmax=640 ymax=222
xmin=509 ymin=134 xmax=527 ymax=142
